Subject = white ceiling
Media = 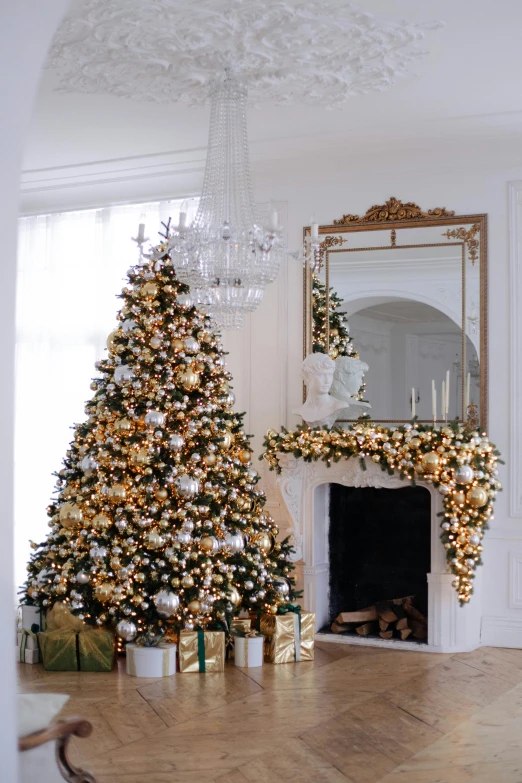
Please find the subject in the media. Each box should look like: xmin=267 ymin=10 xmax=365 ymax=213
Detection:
xmin=22 ymin=0 xmax=522 ymax=199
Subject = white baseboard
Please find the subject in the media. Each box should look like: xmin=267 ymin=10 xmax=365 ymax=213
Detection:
xmin=481 ymin=615 xmax=522 ymax=648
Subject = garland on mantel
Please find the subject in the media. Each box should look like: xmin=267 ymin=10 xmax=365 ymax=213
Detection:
xmin=261 ymin=421 xmax=502 ymax=605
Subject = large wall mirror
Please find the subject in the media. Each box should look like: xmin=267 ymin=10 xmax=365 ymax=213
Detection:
xmin=304 ymin=198 xmax=488 ymax=428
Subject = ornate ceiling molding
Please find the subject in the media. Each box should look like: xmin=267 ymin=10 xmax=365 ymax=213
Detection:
xmin=47 ymin=1 xmax=443 ymax=107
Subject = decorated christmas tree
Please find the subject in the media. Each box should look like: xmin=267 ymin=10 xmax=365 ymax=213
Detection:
xmin=312 ymin=274 xmax=366 ymax=401
xmin=23 ymin=227 xmax=297 ymax=645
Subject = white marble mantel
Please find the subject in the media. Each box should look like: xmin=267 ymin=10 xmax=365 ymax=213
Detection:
xmin=277 ymin=455 xmax=482 ymax=653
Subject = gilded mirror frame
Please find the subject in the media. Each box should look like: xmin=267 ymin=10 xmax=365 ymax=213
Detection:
xmin=303 ymin=198 xmax=488 ymax=429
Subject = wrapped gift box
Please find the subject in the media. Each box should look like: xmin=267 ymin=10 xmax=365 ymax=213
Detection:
xmin=21 ymin=605 xmax=45 ymax=633
xmin=17 ymin=630 xmax=40 ymax=664
xmin=260 ymin=611 xmax=315 ymax=664
xmin=234 ymin=635 xmax=264 ymax=668
xmin=38 ymin=628 xmax=115 ymax=672
xmin=179 ymin=630 xmax=225 ymax=673
xmin=126 ymin=643 xmax=177 ymax=678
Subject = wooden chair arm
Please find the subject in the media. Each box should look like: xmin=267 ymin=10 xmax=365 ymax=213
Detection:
xmin=19 ymin=718 xmax=96 ymax=782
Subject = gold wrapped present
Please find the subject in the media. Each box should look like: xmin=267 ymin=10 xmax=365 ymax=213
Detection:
xmin=38 ymin=627 xmax=115 ymax=672
xmin=260 ymin=611 xmax=315 ymax=664
xmin=231 ymin=618 xmax=252 ymax=634
xmin=179 ymin=630 xmax=225 ymax=673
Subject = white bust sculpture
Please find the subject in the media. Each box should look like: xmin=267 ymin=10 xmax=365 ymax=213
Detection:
xmin=293 ymin=353 xmax=349 ymax=428
xmin=330 ymin=355 xmax=371 ymax=415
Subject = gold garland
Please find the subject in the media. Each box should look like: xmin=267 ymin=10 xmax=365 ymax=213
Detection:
xmin=261 ymin=421 xmax=502 ymax=605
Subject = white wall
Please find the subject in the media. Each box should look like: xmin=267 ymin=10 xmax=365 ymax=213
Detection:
xmin=1 ymin=2 xmax=70 ymax=779
xmin=19 ymin=139 xmax=522 ymax=648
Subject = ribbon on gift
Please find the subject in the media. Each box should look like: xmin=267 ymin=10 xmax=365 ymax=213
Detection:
xmin=179 ymin=630 xmax=225 ymax=673
xmin=19 ymin=628 xmax=38 ymax=663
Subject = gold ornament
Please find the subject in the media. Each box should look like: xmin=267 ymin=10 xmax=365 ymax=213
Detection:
xmin=203 ymin=453 xmax=217 ymax=466
xmin=140 ymin=281 xmax=159 ymax=298
xmin=442 ymin=426 xmax=454 ymax=437
xmin=238 ymin=449 xmax=251 ymax=464
xmin=172 ymin=338 xmax=185 ymax=351
xmin=467 ymin=487 xmax=488 ymax=508
xmin=155 ymin=487 xmax=168 ymax=501
xmin=108 ymin=484 xmax=126 ymax=503
xmin=130 ymin=449 xmax=149 ymax=466
xmin=181 ymin=575 xmax=194 ymax=588
xmin=213 ymin=574 xmax=224 ymax=585
xmin=255 ymin=533 xmax=273 ymax=554
xmin=200 ymin=536 xmax=218 ymax=552
xmin=409 ymin=438 xmax=421 ymax=449
xmin=421 ymin=452 xmax=440 ymax=473
xmin=92 ymin=513 xmax=111 ymax=531
xmin=177 ymin=369 xmax=200 ymax=391
xmin=94 ymin=582 xmax=114 ymax=602
xmin=453 ymin=491 xmax=466 ymax=505
xmin=226 ymin=586 xmax=241 ymax=606
xmin=221 ymin=432 xmax=233 ymax=449
xmin=106 ymin=329 xmax=120 ymax=353
xmin=266 ymin=429 xmax=278 ymax=440
xmin=147 ymin=530 xmax=164 ymax=549
xmin=136 ymin=573 xmax=146 ymax=582
xmin=268 ymin=605 xmax=279 ymax=615
xmin=60 ymin=502 xmax=83 ymax=528
xmin=187 ymin=599 xmax=202 ymax=613
xmin=171 ymin=577 xmax=180 ymax=588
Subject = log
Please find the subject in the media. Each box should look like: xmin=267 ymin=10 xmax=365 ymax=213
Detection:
xmin=410 ymin=620 xmax=428 ymax=640
xmin=336 ymin=607 xmax=377 ymax=624
xmin=379 ymin=630 xmax=393 ymax=640
xmin=355 ymin=622 xmax=378 ymax=636
xmin=331 ymin=622 xmax=352 ymax=634
xmin=403 ymin=599 xmax=428 ymax=626
xmin=378 ymin=618 xmax=390 ymax=632
xmin=399 ymin=628 xmax=413 ymax=641
xmin=375 ymin=601 xmax=398 ymax=623
xmin=396 ymin=617 xmax=409 ymax=631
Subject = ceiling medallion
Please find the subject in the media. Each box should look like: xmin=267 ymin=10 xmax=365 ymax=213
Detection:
xmin=48 ymin=1 xmax=443 ymax=107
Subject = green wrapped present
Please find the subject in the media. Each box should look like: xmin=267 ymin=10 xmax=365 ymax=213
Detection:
xmin=38 ymin=628 xmax=115 ymax=672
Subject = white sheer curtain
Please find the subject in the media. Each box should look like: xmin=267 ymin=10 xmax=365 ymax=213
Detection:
xmin=15 ymin=198 xmax=198 ymax=589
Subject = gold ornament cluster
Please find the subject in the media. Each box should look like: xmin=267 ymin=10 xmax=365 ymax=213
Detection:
xmin=262 ymin=422 xmax=502 ymax=604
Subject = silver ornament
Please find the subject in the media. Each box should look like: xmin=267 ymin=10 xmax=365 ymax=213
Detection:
xmin=175 ymin=474 xmax=200 ymax=498
xmin=469 ymin=534 xmax=481 ymax=545
xmin=145 ymin=410 xmax=165 ymax=427
xmin=225 ymin=391 xmax=236 ymax=407
xmin=176 ymin=530 xmax=192 ymax=545
xmin=154 ymin=589 xmax=180 ymax=617
xmin=89 ymin=545 xmax=108 ymax=563
xmin=116 ymin=619 xmax=137 ymax=641
xmin=244 ymin=580 xmax=254 ymax=590
xmin=176 ymin=293 xmax=194 ymax=307
xmin=441 ymin=522 xmax=451 ymax=531
xmin=191 ymin=452 xmax=201 ymax=462
xmin=114 ymin=364 xmax=134 ymax=385
xmin=80 ymin=455 xmax=98 ymax=474
xmin=122 ymin=319 xmax=137 ymax=333
xmin=224 ymin=532 xmax=245 ymax=553
xmin=184 ymin=337 xmax=200 ymax=354
xmin=169 ymin=434 xmax=184 ymax=451
xmin=455 ymin=465 xmax=475 ymax=484
xmin=75 ymin=571 xmax=89 ymax=584
xmin=274 ymin=577 xmax=290 ymax=597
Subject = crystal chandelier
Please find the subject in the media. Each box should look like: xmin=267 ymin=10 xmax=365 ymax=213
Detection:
xmin=168 ymin=70 xmax=285 ymax=329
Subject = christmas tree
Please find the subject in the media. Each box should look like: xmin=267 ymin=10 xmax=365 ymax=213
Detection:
xmin=23 ymin=226 xmax=297 ymax=645
xmin=312 ymin=274 xmax=366 ymax=401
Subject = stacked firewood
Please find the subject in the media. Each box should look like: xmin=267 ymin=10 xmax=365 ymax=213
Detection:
xmin=332 ymin=596 xmax=427 ymax=641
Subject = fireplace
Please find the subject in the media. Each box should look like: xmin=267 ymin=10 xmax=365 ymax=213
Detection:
xmin=328 ymin=484 xmax=431 ymax=626
xmin=276 ymin=455 xmax=482 ymax=652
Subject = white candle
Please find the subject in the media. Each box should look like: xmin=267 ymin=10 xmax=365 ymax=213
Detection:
xmin=411 ymin=387 xmax=415 ymax=419
xmin=432 ymin=380 xmax=436 ymax=422
xmin=268 ymin=202 xmax=278 ymax=231
xmin=465 ymin=372 xmax=471 ymax=412
xmin=445 ymin=370 xmax=450 ymax=418
xmin=441 ymin=380 xmax=446 ymax=421
xmin=137 ymin=213 xmax=146 ymax=242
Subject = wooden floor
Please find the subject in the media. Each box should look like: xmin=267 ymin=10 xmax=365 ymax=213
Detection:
xmin=18 ymin=642 xmax=522 ymax=783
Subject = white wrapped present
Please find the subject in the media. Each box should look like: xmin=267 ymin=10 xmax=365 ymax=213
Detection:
xmin=17 ymin=629 xmax=40 ymax=664
xmin=126 ymin=643 xmax=176 ymax=678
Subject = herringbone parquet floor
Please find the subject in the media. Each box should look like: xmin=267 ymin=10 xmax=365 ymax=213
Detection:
xmin=17 ymin=642 xmax=522 ymax=783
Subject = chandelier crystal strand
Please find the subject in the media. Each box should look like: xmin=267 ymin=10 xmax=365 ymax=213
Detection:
xmin=168 ymin=71 xmax=285 ymax=330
